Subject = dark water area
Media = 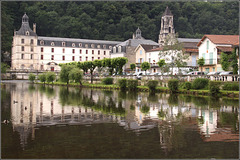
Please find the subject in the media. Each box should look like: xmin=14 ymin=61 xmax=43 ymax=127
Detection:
xmin=1 ymin=82 xmax=239 ymax=159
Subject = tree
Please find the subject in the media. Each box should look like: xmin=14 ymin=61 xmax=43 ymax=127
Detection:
xmin=94 ymin=59 xmax=103 ymax=75
xmin=69 ymin=68 xmax=83 ymax=86
xmin=197 ymin=57 xmax=205 ymax=75
xmin=1 ymin=63 xmax=10 ymax=73
xmin=220 ymin=52 xmax=230 ymax=71
xmin=157 ymin=59 xmax=166 ymax=74
xmin=60 ymin=64 xmax=74 ymax=85
xmin=130 ymin=63 xmax=136 ymax=73
xmin=140 ymin=62 xmax=150 ymax=74
xmin=38 ymin=73 xmax=47 ymax=84
xmin=230 ymin=49 xmax=238 ymax=74
xmin=85 ymin=61 xmax=96 ymax=84
xmin=77 ymin=62 xmax=88 ymax=74
xmin=115 ymin=57 xmax=128 ymax=75
xmin=102 ymin=58 xmax=112 ymax=75
xmin=28 ymin=73 xmax=36 ymax=83
xmin=46 ymin=72 xmax=56 ymax=84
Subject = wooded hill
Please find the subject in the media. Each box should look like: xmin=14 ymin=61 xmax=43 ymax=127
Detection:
xmin=1 ymin=1 xmax=239 ymax=62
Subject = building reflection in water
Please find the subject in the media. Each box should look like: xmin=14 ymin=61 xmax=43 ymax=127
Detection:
xmin=9 ymin=83 xmax=239 ymax=151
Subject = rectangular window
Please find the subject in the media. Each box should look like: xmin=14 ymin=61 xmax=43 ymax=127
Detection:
xmin=21 ymin=39 xmax=24 ymax=44
xmin=51 ymin=48 xmax=54 ymax=53
xmin=31 ymin=47 xmax=34 ymax=52
xmin=62 ymin=56 xmax=65 ymax=60
xmin=92 ymin=50 xmax=94 ymax=54
xmin=21 ymin=54 xmax=24 ymax=59
xmin=80 ymin=49 xmax=82 ymax=54
xmin=92 ymin=57 xmax=94 ymax=61
xmin=86 ymin=50 xmax=88 ymax=54
xmin=72 ymin=56 xmax=75 ymax=61
xmin=31 ymin=54 xmax=33 ymax=59
xmin=72 ymin=49 xmax=75 ymax=53
xmin=140 ymin=50 xmax=142 ymax=55
xmin=80 ymin=56 xmax=82 ymax=61
xmin=22 ymin=46 xmax=24 ymax=51
xmin=207 ymin=41 xmax=209 ymax=50
xmin=51 ymin=55 xmax=54 ymax=60
xmin=51 ymin=67 xmax=54 ymax=71
xmin=41 ymin=55 xmax=43 ymax=60
xmin=30 ymin=39 xmax=34 ymax=44
xmin=98 ymin=50 xmax=100 ymax=55
xmin=63 ymin=48 xmax=65 ymax=53
xmin=41 ymin=47 xmax=44 ymax=52
xmin=86 ymin=57 xmax=88 ymax=61
xmin=104 ymin=51 xmax=106 ymax=55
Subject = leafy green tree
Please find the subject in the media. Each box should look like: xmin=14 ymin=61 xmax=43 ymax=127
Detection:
xmin=140 ymin=62 xmax=150 ymax=74
xmin=1 ymin=63 xmax=10 ymax=73
xmin=94 ymin=59 xmax=103 ymax=75
xmin=46 ymin=72 xmax=56 ymax=84
xmin=102 ymin=58 xmax=112 ymax=75
xmin=116 ymin=57 xmax=128 ymax=75
xmin=38 ymin=73 xmax=47 ymax=84
xmin=28 ymin=73 xmax=36 ymax=83
xmin=77 ymin=62 xmax=88 ymax=74
xmin=157 ymin=59 xmax=166 ymax=74
xmin=130 ymin=63 xmax=136 ymax=73
xmin=85 ymin=61 xmax=96 ymax=83
xmin=60 ymin=64 xmax=74 ymax=84
xmin=230 ymin=49 xmax=238 ymax=74
xmin=220 ymin=52 xmax=230 ymax=71
xmin=197 ymin=57 xmax=205 ymax=75
xmin=69 ymin=68 xmax=83 ymax=86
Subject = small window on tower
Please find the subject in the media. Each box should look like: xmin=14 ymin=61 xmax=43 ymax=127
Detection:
xmin=31 ymin=54 xmax=33 ymax=59
xmin=21 ymin=39 xmax=24 ymax=44
xmin=31 ymin=47 xmax=34 ymax=52
xmin=22 ymin=46 xmax=24 ymax=51
xmin=31 ymin=39 xmax=34 ymax=44
xmin=21 ymin=54 xmax=24 ymax=59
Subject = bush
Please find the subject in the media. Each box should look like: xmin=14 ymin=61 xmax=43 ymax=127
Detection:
xmin=127 ymin=79 xmax=138 ymax=90
xmin=28 ymin=73 xmax=36 ymax=83
xmin=118 ymin=78 xmax=127 ymax=90
xmin=147 ymin=80 xmax=158 ymax=91
xmin=192 ymin=78 xmax=209 ymax=90
xmin=46 ymin=72 xmax=56 ymax=84
xmin=38 ymin=73 xmax=47 ymax=84
xmin=168 ymin=79 xmax=179 ymax=93
xmin=209 ymin=81 xmax=220 ymax=95
xmin=222 ymin=82 xmax=239 ymax=91
xmin=102 ymin=77 xmax=113 ymax=85
xmin=183 ymin=82 xmax=191 ymax=90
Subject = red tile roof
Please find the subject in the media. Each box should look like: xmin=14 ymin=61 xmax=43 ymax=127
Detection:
xmin=197 ymin=35 xmax=239 ymax=47
xmin=216 ymin=46 xmax=233 ymax=52
xmin=184 ymin=48 xmax=198 ymax=53
xmin=149 ymin=47 xmax=163 ymax=52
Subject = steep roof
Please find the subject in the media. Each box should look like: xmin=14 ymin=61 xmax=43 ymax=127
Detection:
xmin=16 ymin=13 xmax=37 ymax=36
xmin=141 ymin=44 xmax=159 ymax=52
xmin=197 ymin=35 xmax=239 ymax=47
xmin=117 ymin=39 xmax=159 ymax=47
xmin=162 ymin=6 xmax=173 ymax=16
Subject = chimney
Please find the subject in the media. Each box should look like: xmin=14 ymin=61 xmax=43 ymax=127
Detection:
xmin=128 ymin=40 xmax=131 ymax=46
xmin=132 ymin=33 xmax=135 ymax=39
xmin=33 ymin=23 xmax=36 ymax=33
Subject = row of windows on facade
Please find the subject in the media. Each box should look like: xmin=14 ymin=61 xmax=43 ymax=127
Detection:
xmin=41 ymin=47 xmax=107 ymax=55
xmin=21 ymin=54 xmax=102 ymax=61
xmin=39 ymin=40 xmax=122 ymax=52
xmin=21 ymin=39 xmax=34 ymax=44
xmin=21 ymin=46 xmax=34 ymax=52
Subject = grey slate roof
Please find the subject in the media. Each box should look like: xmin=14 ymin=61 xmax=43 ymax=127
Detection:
xmin=162 ymin=6 xmax=173 ymax=16
xmin=116 ymin=39 xmax=159 ymax=47
xmin=178 ymin=38 xmax=201 ymax=43
xmin=16 ymin=13 xmax=37 ymax=36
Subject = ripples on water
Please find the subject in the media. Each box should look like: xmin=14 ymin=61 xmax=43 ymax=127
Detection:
xmin=1 ymin=82 xmax=239 ymax=159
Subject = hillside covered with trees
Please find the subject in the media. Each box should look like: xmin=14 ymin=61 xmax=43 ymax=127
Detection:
xmin=1 ymin=1 xmax=239 ymax=64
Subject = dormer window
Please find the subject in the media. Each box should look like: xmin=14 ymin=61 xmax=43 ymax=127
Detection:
xmin=40 ymin=40 xmax=44 ymax=45
xmin=26 ymin=31 xmax=29 ymax=36
xmin=85 ymin=44 xmax=88 ymax=48
xmin=118 ymin=46 xmax=121 ymax=52
xmin=91 ymin=44 xmax=95 ymax=48
xmin=103 ymin=45 xmax=106 ymax=49
xmin=51 ymin=42 xmax=55 ymax=46
xmin=113 ymin=47 xmax=116 ymax=53
xmin=72 ymin=43 xmax=75 ymax=47
xmin=97 ymin=45 xmax=101 ymax=49
xmin=62 ymin=42 xmax=65 ymax=47
xmin=109 ymin=46 xmax=112 ymax=49
xmin=79 ymin=43 xmax=82 ymax=47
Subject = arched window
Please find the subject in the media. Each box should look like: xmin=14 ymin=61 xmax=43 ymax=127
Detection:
xmin=109 ymin=46 xmax=112 ymax=49
xmin=26 ymin=31 xmax=29 ymax=36
xmin=51 ymin=42 xmax=55 ymax=46
xmin=103 ymin=45 xmax=106 ymax=49
xmin=62 ymin=42 xmax=66 ymax=47
xmin=118 ymin=46 xmax=121 ymax=53
xmin=72 ymin=43 xmax=75 ymax=47
xmin=79 ymin=43 xmax=82 ymax=47
xmin=40 ymin=40 xmax=44 ymax=45
xmin=91 ymin=44 xmax=95 ymax=48
xmin=113 ymin=47 xmax=116 ymax=53
xmin=85 ymin=44 xmax=88 ymax=48
xmin=97 ymin=45 xmax=101 ymax=49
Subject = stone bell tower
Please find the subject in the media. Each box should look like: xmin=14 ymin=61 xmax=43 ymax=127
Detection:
xmin=158 ymin=6 xmax=176 ymax=46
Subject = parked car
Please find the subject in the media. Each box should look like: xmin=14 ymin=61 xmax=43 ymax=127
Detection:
xmin=207 ymin=72 xmax=221 ymax=76
xmin=187 ymin=72 xmax=194 ymax=75
xmin=150 ymin=72 xmax=160 ymax=76
xmin=219 ymin=71 xmax=233 ymax=75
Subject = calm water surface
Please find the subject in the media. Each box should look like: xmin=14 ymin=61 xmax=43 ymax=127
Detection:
xmin=1 ymin=82 xmax=239 ymax=159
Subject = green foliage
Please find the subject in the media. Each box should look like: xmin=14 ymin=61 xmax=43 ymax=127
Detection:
xmin=209 ymin=81 xmax=220 ymax=95
xmin=222 ymin=82 xmax=239 ymax=91
xmin=197 ymin=57 xmax=205 ymax=73
xmin=127 ymin=79 xmax=138 ymax=90
xmin=115 ymin=57 xmax=128 ymax=75
xmin=147 ymin=80 xmax=158 ymax=92
xmin=168 ymin=79 xmax=179 ymax=93
xmin=158 ymin=109 xmax=165 ymax=119
xmin=46 ymin=72 xmax=56 ymax=84
xmin=140 ymin=105 xmax=150 ymax=115
xmin=157 ymin=59 xmax=166 ymax=70
xmin=231 ymin=49 xmax=238 ymax=74
xmin=38 ymin=73 xmax=47 ymax=84
xmin=220 ymin=52 xmax=230 ymax=71
xmin=118 ymin=78 xmax=127 ymax=90
xmin=102 ymin=77 xmax=113 ymax=85
xmin=28 ymin=73 xmax=36 ymax=83
xmin=60 ymin=64 xmax=74 ymax=84
xmin=183 ymin=82 xmax=191 ymax=90
xmin=1 ymin=63 xmax=10 ymax=73
xmin=140 ymin=62 xmax=150 ymax=72
xmin=192 ymin=78 xmax=209 ymax=90
xmin=130 ymin=63 xmax=136 ymax=71
xmin=69 ymin=68 xmax=83 ymax=85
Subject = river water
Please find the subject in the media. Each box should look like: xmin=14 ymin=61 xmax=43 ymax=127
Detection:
xmin=1 ymin=81 xmax=239 ymax=159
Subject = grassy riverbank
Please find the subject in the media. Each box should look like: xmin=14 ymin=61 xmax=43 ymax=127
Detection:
xmin=35 ymin=81 xmax=239 ymax=99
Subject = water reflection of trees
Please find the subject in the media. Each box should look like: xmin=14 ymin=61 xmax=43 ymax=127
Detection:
xmin=38 ymin=85 xmax=56 ymax=99
xmin=58 ymin=87 xmax=125 ymax=116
